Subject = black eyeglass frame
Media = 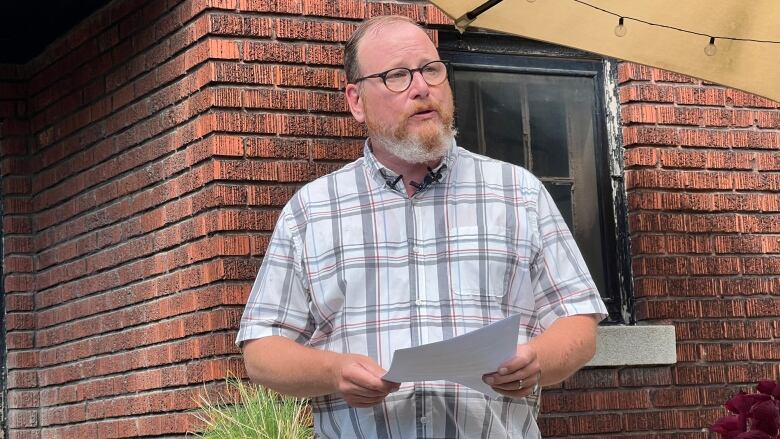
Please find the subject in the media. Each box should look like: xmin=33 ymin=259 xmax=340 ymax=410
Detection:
xmin=350 ymin=60 xmax=450 ymax=93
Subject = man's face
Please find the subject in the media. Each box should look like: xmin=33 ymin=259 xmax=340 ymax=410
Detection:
xmin=346 ymin=22 xmax=455 ymax=163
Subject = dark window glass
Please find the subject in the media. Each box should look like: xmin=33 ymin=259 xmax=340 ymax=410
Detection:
xmin=544 ymin=182 xmax=573 ymax=230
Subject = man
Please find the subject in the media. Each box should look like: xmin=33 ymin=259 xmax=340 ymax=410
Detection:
xmin=237 ymin=15 xmax=608 ymax=438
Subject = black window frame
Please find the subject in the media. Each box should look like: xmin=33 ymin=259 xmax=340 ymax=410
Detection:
xmin=439 ymin=31 xmax=633 ymax=324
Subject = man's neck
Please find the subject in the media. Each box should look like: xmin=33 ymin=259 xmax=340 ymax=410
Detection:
xmin=370 ymin=141 xmax=444 ymax=196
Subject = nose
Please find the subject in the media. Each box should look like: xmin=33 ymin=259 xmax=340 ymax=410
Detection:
xmin=407 ymin=70 xmax=430 ymax=99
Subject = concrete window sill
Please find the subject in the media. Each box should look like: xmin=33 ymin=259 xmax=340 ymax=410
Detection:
xmin=587 ymin=325 xmax=677 ymax=367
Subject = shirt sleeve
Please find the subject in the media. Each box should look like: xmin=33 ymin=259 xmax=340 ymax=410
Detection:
xmin=235 ymin=205 xmax=314 ymax=348
xmin=530 ymin=183 xmax=609 ymax=331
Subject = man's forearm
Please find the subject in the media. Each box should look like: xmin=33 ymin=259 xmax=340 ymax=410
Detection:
xmin=528 ymin=314 xmax=600 ymax=386
xmin=242 ymin=336 xmax=343 ymax=397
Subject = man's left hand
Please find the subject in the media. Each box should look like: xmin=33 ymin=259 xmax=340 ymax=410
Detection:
xmin=482 ymin=344 xmax=541 ymax=399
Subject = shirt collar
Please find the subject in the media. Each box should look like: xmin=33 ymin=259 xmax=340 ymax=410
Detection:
xmin=362 ymin=138 xmax=458 ymax=189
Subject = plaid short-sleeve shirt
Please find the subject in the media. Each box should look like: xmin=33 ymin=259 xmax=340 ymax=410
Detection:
xmin=237 ymin=140 xmax=608 ymax=439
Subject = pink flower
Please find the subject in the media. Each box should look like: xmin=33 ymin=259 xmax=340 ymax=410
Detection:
xmin=711 ymin=380 xmax=780 ymax=439
xmin=735 ymin=432 xmax=773 ymax=439
xmin=750 ymin=400 xmax=779 ymax=436
xmin=711 ymin=415 xmax=746 ymax=439
xmin=756 ymin=381 xmax=780 ymax=399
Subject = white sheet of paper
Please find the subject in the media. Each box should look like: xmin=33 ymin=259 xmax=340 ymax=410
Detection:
xmin=383 ymin=314 xmax=522 ymax=398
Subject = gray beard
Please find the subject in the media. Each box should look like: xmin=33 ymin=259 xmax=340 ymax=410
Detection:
xmin=371 ymin=127 xmax=457 ymax=164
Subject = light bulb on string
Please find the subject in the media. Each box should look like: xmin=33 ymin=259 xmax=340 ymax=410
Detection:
xmin=704 ymin=36 xmax=717 ymax=56
xmin=526 ymin=0 xmax=536 ymax=3
xmin=614 ymin=17 xmax=627 ymax=37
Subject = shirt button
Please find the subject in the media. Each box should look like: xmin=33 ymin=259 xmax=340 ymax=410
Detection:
xmin=412 ymin=246 xmax=421 ymax=253
xmin=420 ymin=416 xmax=429 ymax=424
xmin=415 ymin=299 xmax=423 ymax=306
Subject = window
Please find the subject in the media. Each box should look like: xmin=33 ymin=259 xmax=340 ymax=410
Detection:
xmin=440 ymin=33 xmax=632 ymax=323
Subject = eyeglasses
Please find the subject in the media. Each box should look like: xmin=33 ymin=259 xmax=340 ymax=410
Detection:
xmin=352 ymin=60 xmax=449 ymax=93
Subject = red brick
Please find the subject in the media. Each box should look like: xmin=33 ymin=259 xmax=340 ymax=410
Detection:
xmin=423 ymin=4 xmax=451 ymax=25
xmin=567 ymin=413 xmax=624 ymax=434
xmin=542 ymin=389 xmax=650 ymax=413
xmin=276 ymin=114 xmax=364 ymax=137
xmin=757 ymin=152 xmax=780 ymax=171
xmin=678 ymin=128 xmax=780 ymax=149
xmin=241 ymin=16 xmax=275 ymax=37
xmin=629 ymin=212 xmax=741 ymax=233
xmin=732 ymin=172 xmax=780 ymax=191
xmin=623 ymin=147 xmax=658 ymax=167
xmin=653 ymin=69 xmax=695 ymax=83
xmin=276 ymin=18 xmax=356 ymax=42
xmin=563 ymin=369 xmax=619 ymax=389
xmin=649 ymin=387 xmax=701 ymax=407
xmin=537 ymin=416 xmax=569 ymax=437
xmin=6 ymin=332 xmax=35 ymax=350
xmin=305 ymin=43 xmax=344 ymax=66
xmin=754 ymin=111 xmax=780 ymax=129
xmin=742 ymin=215 xmax=780 ymax=233
xmin=368 ymin=2 xmax=424 ymax=20
xmin=720 ymin=277 xmax=780 ymax=296
xmin=208 ymin=13 xmax=244 ymax=35
xmin=633 ymin=255 xmax=741 ymax=276
xmin=619 ymin=84 xmax=675 ymax=104
xmin=275 ymin=65 xmax=343 ymax=89
xmin=659 ymin=149 xmax=707 ymax=168
xmin=624 ymin=408 xmax=723 ymax=431
xmin=726 ymin=89 xmax=780 ymax=108
xmin=7 ymin=409 xmax=38 ymax=429
xmin=619 ymin=367 xmax=673 ymax=387
xmin=626 ymin=106 xmax=755 ymax=127
xmin=244 ymin=41 xmax=306 ymax=62
xmin=303 ymin=0 xmax=365 ymax=18
xmin=673 ymin=86 xmax=726 ymax=106
xmin=699 ymin=343 xmax=752 ymax=362
xmin=239 ymin=0 xmax=303 ymax=14
xmin=7 ymin=390 xmax=40 ymax=409
xmin=741 ymin=256 xmax=780 ymax=274
xmin=311 ymin=138 xmax=363 ymax=160
xmin=245 ymin=137 xmax=309 ymax=159
xmin=617 ymin=62 xmax=653 ymax=83
xmin=626 ymin=169 xmax=733 ymax=190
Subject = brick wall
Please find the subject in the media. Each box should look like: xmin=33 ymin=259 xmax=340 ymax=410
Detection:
xmin=1 ymin=63 xmax=35 ymax=439
xmin=536 ymin=66 xmax=780 ymax=438
xmin=0 ymin=0 xmax=778 ymax=437
xmin=0 ymin=0 xmax=305 ymax=436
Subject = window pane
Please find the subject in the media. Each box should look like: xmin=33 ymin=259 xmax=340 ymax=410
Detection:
xmin=452 ymin=72 xmax=525 ymax=167
xmin=543 ymin=182 xmax=573 ymax=231
xmin=452 ymin=79 xmax=481 ymax=157
xmin=528 ymin=84 xmax=569 ymax=177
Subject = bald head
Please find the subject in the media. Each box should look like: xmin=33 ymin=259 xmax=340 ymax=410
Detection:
xmin=344 ymin=15 xmax=429 ymax=84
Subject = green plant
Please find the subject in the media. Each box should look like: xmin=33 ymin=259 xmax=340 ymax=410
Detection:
xmin=192 ymin=375 xmax=313 ymax=439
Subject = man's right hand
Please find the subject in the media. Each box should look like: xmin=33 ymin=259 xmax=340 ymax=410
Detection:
xmin=334 ymin=354 xmax=400 ymax=407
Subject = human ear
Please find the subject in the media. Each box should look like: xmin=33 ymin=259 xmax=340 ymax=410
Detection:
xmin=345 ymin=83 xmax=365 ymax=123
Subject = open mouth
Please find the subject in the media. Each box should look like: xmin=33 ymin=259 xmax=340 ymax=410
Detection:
xmin=413 ymin=109 xmax=436 ymax=117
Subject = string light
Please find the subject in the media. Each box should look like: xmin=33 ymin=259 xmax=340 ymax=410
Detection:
xmin=569 ymin=0 xmax=780 ymax=45
xmin=614 ymin=17 xmax=627 ymax=37
xmin=458 ymin=0 xmax=780 ymax=46
xmin=704 ymin=37 xmax=717 ymax=56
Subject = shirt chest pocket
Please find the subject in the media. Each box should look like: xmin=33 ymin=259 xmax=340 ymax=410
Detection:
xmin=445 ymin=226 xmax=521 ymax=298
